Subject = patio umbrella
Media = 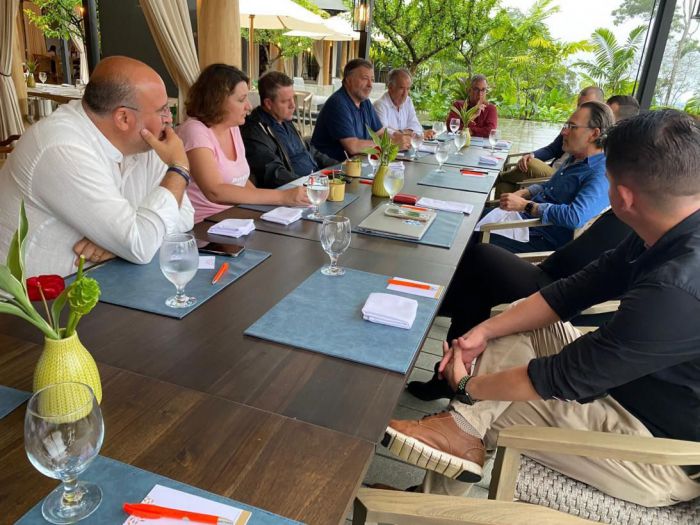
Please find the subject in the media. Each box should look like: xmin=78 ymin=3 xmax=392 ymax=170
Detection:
xmin=239 ymin=0 xmax=329 ymax=74
xmin=283 ymin=14 xmax=360 ymax=41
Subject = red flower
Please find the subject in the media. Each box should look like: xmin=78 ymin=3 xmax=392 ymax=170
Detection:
xmin=26 ymin=275 xmax=65 ymax=301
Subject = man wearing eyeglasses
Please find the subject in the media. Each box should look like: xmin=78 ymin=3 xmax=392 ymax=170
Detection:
xmin=445 ymin=75 xmax=497 ymax=138
xmin=0 ymin=56 xmax=194 ymax=276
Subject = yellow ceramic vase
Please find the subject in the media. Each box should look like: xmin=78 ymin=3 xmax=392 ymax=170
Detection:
xmin=34 ymin=332 xmax=102 ymax=406
xmin=372 ymin=164 xmax=390 ymax=197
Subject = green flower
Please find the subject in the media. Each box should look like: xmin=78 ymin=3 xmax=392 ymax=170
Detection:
xmin=67 ymin=277 xmax=100 ymax=316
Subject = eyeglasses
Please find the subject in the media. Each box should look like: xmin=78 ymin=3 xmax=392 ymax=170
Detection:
xmin=120 ymin=104 xmax=173 ymax=120
xmin=471 ymin=87 xmax=489 ymax=93
xmin=561 ymin=122 xmax=594 ymax=131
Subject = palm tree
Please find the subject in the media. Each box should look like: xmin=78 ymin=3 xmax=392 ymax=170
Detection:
xmin=574 ymin=25 xmax=647 ymax=95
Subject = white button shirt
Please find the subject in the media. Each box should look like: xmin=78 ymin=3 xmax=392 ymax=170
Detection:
xmin=0 ymin=101 xmax=194 ymax=277
xmin=373 ymin=91 xmax=424 ymax=134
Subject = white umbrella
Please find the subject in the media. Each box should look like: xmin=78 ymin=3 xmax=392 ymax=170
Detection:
xmin=284 ymin=14 xmax=360 ymax=41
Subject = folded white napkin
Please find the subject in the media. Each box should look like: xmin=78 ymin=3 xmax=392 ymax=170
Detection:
xmin=260 ymin=207 xmax=304 ymax=225
xmin=478 ymin=155 xmax=500 ymax=166
xmin=416 ymin=197 xmax=474 ymax=215
xmin=362 ymin=292 xmax=418 ymax=330
xmin=388 ymin=161 xmax=405 ymax=171
xmin=495 ymin=140 xmax=511 ymax=150
xmin=418 ymin=143 xmax=438 ymax=153
xmin=475 ymin=208 xmax=529 ymax=242
xmin=207 ymin=219 xmax=255 ymax=238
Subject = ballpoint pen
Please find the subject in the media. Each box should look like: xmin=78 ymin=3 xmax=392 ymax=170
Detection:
xmin=387 ymin=279 xmax=432 ymax=290
xmin=123 ymin=503 xmax=235 ymax=524
xmin=211 ymin=262 xmax=229 ymax=285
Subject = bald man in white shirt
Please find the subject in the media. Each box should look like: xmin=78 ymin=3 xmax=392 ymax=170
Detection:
xmin=0 ymin=56 xmax=194 ymax=276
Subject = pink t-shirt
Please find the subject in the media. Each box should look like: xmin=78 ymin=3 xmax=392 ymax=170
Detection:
xmin=177 ymin=118 xmax=251 ymax=223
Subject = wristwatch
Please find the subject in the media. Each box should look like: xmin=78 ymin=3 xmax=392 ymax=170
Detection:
xmin=454 ymin=375 xmax=478 ymax=405
xmin=524 ymin=201 xmax=535 ymax=215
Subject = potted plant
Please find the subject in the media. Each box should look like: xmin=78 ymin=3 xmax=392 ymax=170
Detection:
xmin=449 ymin=101 xmax=480 ymax=148
xmin=0 ymin=202 xmax=102 ymax=404
xmin=362 ymin=127 xmax=399 ymax=197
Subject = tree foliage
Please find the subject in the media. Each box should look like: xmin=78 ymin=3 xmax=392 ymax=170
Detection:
xmin=25 ymin=0 xmax=84 ymax=42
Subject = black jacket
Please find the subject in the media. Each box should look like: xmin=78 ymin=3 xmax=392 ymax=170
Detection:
xmin=240 ymin=106 xmax=338 ymax=188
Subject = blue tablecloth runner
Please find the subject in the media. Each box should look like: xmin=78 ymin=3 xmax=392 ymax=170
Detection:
xmin=84 ymin=250 xmax=271 ymax=319
xmin=354 ymin=209 xmax=463 ymax=249
xmin=418 ymin=146 xmax=506 ymax=171
xmin=237 ymin=192 xmax=359 ymax=222
xmin=0 ymin=385 xmax=30 ymax=419
xmin=326 ymin=161 xmax=376 ymax=179
xmin=16 ymin=455 xmax=300 ymax=524
xmin=245 ymin=267 xmax=440 ymax=374
xmin=418 ymin=170 xmax=497 ymax=194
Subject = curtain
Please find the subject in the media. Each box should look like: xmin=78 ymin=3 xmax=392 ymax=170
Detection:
xmin=0 ymin=0 xmax=24 ymax=140
xmin=69 ymin=33 xmax=89 ymax=84
xmin=23 ymin=2 xmax=46 ymax=58
xmin=139 ymin=0 xmax=199 ymax=123
xmin=312 ymin=41 xmax=324 ymax=84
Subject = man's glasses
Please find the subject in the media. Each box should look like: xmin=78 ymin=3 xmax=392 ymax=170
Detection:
xmin=120 ymin=105 xmax=173 ymax=120
xmin=471 ymin=87 xmax=489 ymax=93
xmin=561 ymin=122 xmax=594 ymax=131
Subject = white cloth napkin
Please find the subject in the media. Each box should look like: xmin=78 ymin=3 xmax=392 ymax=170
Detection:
xmin=418 ymin=143 xmax=438 ymax=153
xmin=475 ymin=208 xmax=530 ymax=242
xmin=260 ymin=207 xmax=304 ymax=225
xmin=495 ymin=140 xmax=511 ymax=150
xmin=207 ymin=219 xmax=255 ymax=238
xmin=362 ymin=292 xmax=418 ymax=330
xmin=416 ymin=197 xmax=474 ymax=215
xmin=388 ymin=161 xmax=405 ymax=171
xmin=478 ymin=155 xmax=500 ymax=166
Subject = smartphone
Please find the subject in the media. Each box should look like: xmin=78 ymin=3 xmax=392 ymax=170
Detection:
xmin=197 ymin=241 xmax=245 ymax=257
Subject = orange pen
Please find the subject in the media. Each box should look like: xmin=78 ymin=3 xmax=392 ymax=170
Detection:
xmin=123 ymin=503 xmax=234 ymax=524
xmin=400 ymin=204 xmax=429 ymax=212
xmin=388 ymin=279 xmax=432 ymax=290
xmin=211 ymin=262 xmax=229 ymax=285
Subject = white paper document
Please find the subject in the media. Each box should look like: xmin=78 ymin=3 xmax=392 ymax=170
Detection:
xmin=475 ymin=208 xmax=530 ymax=242
xmin=416 ymin=197 xmax=474 ymax=215
xmin=198 ymin=256 xmax=215 ymax=269
xmin=387 ymin=276 xmax=443 ymax=299
xmin=208 ymin=219 xmax=255 ymax=238
xmin=123 ymin=484 xmax=251 ymax=525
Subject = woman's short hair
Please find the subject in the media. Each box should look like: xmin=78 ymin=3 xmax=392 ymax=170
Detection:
xmin=185 ymin=63 xmax=249 ymax=126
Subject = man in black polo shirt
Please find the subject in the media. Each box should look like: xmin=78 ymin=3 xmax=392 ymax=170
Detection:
xmin=384 ymin=110 xmax=700 ymax=506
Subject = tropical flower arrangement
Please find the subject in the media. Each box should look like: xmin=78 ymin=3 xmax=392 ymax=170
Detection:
xmin=362 ymin=126 xmax=399 ymax=167
xmin=450 ymin=101 xmax=480 ymax=129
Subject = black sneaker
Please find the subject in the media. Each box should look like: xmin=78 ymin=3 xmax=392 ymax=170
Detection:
xmin=406 ymin=362 xmax=454 ymax=401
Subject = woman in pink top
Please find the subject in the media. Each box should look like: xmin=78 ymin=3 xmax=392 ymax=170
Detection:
xmin=177 ymin=64 xmax=308 ymax=222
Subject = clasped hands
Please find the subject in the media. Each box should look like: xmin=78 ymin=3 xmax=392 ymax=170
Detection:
xmin=438 ymin=326 xmax=489 ymax=391
xmin=498 ymin=189 xmax=530 ymax=212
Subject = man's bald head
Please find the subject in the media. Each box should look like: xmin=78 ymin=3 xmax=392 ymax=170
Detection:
xmin=83 ymin=56 xmax=164 ymax=116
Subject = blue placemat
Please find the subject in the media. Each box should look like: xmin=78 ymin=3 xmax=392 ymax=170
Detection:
xmin=354 ymin=209 xmax=463 ymax=249
xmin=418 ymin=170 xmax=497 ymax=194
xmin=84 ymin=250 xmax=271 ymax=319
xmin=418 ymin=147 xmax=506 ymax=171
xmin=245 ymin=267 xmax=440 ymax=373
xmin=395 ymin=149 xmax=433 ymax=161
xmin=16 ymin=455 xmax=300 ymax=525
xmin=0 ymin=385 xmax=30 ymax=419
xmin=237 ymin=192 xmax=359 ymax=222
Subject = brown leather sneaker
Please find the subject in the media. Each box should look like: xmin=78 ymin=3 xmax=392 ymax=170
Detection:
xmin=382 ymin=411 xmax=485 ymax=483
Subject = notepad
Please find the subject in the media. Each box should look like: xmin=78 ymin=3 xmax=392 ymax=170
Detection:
xmin=357 ymin=203 xmax=437 ymax=240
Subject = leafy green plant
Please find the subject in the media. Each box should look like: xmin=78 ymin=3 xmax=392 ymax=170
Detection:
xmin=362 ymin=126 xmax=399 ymax=166
xmin=25 ymin=0 xmax=85 ymax=42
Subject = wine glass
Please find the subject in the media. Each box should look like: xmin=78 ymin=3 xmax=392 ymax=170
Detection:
xmin=383 ymin=168 xmax=405 ymax=203
xmin=320 ymin=215 xmax=351 ymax=276
xmin=306 ymin=173 xmax=329 ymax=220
xmin=39 ymin=72 xmax=47 ymax=84
xmin=25 ymin=382 xmax=104 ymax=524
xmin=449 ymin=117 xmax=460 ymax=135
xmin=410 ymin=133 xmax=423 ymax=160
xmin=489 ymin=129 xmax=501 ymax=153
xmin=454 ymin=131 xmax=467 ymax=151
xmin=159 ymin=233 xmax=198 ymax=308
xmin=367 ymin=152 xmax=380 ymax=177
xmin=432 ymin=121 xmax=446 ymax=138
xmin=435 ymin=143 xmax=450 ymax=172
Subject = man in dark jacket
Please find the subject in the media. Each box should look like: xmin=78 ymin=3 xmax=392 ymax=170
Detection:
xmin=241 ymin=71 xmax=337 ymax=188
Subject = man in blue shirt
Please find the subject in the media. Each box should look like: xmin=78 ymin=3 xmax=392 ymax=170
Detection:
xmin=489 ymin=101 xmax=614 ymax=253
xmin=311 ymin=59 xmax=411 ymax=161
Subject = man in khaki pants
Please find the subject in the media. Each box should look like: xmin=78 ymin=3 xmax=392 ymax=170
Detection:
xmin=385 ymin=109 xmax=700 ymax=507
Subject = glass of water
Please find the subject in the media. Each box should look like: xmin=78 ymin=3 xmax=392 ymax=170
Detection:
xmin=432 ymin=121 xmax=446 ymax=138
xmin=320 ymin=215 xmax=351 ymax=276
xmin=454 ymin=131 xmax=467 ymax=151
xmin=25 ymin=382 xmax=104 ymax=524
xmin=383 ymin=168 xmax=405 ymax=202
xmin=410 ymin=133 xmax=423 ymax=160
xmin=435 ymin=144 xmax=450 ymax=172
xmin=367 ymin=152 xmax=380 ymax=177
xmin=39 ymin=72 xmax=47 ymax=84
xmin=449 ymin=117 xmax=460 ymax=135
xmin=489 ymin=129 xmax=501 ymax=152
xmin=306 ymin=173 xmax=330 ymax=219
xmin=159 ymin=233 xmax=198 ymax=308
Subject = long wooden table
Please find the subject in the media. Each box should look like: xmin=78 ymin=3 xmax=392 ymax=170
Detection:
xmin=0 ymin=145 xmax=498 ymax=524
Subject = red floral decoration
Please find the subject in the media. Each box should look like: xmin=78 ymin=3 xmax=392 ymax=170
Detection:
xmin=26 ymin=275 xmax=66 ymax=301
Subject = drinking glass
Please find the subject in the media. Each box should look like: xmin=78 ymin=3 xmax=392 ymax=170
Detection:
xmin=432 ymin=121 xmax=446 ymax=138
xmin=435 ymin=144 xmax=450 ymax=172
xmin=383 ymin=168 xmax=405 ymax=202
xmin=25 ymin=382 xmax=104 ymax=524
xmin=489 ymin=129 xmax=501 ymax=152
xmin=39 ymin=72 xmax=47 ymax=84
xmin=320 ymin=215 xmax=351 ymax=276
xmin=454 ymin=131 xmax=467 ymax=151
xmin=410 ymin=133 xmax=423 ymax=160
xmin=306 ymin=173 xmax=330 ymax=220
xmin=449 ymin=117 xmax=460 ymax=135
xmin=367 ymin=152 xmax=380 ymax=177
xmin=159 ymin=233 xmax=198 ymax=308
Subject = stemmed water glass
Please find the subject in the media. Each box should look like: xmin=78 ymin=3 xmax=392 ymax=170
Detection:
xmin=435 ymin=143 xmax=450 ymax=172
xmin=159 ymin=233 xmax=198 ymax=308
xmin=454 ymin=131 xmax=467 ymax=151
xmin=410 ymin=133 xmax=423 ymax=160
xmin=489 ymin=129 xmax=501 ymax=153
xmin=320 ymin=215 xmax=351 ymax=276
xmin=432 ymin=121 xmax=446 ymax=139
xmin=383 ymin=168 xmax=405 ymax=203
xmin=39 ymin=72 xmax=47 ymax=84
xmin=449 ymin=117 xmax=460 ymax=135
xmin=25 ymin=382 xmax=104 ymax=524
xmin=367 ymin=151 xmax=380 ymax=177
xmin=306 ymin=173 xmax=329 ymax=220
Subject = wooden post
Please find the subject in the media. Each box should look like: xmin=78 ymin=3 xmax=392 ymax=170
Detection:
xmin=339 ymin=41 xmax=348 ymax=73
xmin=197 ymin=0 xmax=241 ymax=69
xmin=12 ymin=7 xmax=27 ymax=119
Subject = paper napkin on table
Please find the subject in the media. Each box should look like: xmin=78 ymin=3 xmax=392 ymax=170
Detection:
xmin=362 ymin=292 xmax=418 ymax=330
xmin=475 ymin=208 xmax=529 ymax=242
xmin=388 ymin=161 xmax=405 ymax=171
xmin=478 ymin=155 xmax=500 ymax=166
xmin=495 ymin=140 xmax=512 ymax=150
xmin=123 ymin=484 xmax=250 ymax=525
xmin=260 ymin=207 xmax=304 ymax=225
xmin=416 ymin=197 xmax=474 ymax=215
xmin=208 ymin=219 xmax=255 ymax=238
xmin=418 ymin=143 xmax=438 ymax=153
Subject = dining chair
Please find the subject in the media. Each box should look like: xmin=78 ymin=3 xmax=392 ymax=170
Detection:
xmin=294 ymin=91 xmax=313 ymax=136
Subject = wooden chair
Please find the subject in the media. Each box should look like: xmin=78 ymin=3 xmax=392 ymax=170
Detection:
xmin=353 ymin=426 xmax=700 ymax=524
xmin=0 ymin=134 xmax=20 ymax=159
xmin=294 ymin=90 xmax=313 ymax=136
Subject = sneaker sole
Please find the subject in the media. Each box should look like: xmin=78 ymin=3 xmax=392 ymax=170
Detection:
xmin=382 ymin=427 xmax=483 ymax=483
